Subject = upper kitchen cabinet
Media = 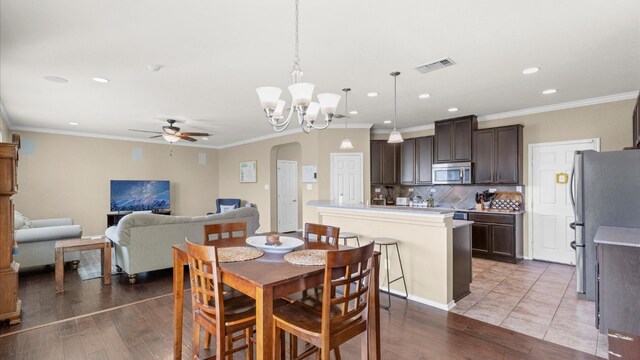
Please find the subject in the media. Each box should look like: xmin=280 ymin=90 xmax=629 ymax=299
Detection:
xmin=399 ymin=136 xmax=434 ymax=185
xmin=473 ymin=125 xmax=524 ymax=184
xmin=435 ymin=115 xmax=478 ymax=163
xmin=371 ymin=140 xmax=399 ymax=185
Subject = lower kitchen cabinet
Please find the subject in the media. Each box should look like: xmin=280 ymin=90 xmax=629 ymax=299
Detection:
xmin=469 ymin=212 xmax=523 ymax=263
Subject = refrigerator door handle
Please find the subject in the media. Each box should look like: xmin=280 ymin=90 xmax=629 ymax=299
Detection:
xmin=570 ymin=164 xmax=576 ymax=210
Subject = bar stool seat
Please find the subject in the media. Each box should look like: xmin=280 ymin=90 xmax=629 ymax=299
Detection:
xmin=371 ymin=237 xmax=408 ymax=310
xmin=338 ymin=232 xmax=360 ymax=246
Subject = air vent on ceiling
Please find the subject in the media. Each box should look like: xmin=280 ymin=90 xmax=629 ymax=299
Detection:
xmin=415 ymin=57 xmax=456 ymax=74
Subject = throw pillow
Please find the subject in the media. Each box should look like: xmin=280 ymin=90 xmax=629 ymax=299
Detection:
xmin=14 ymin=211 xmax=32 ymax=229
xmin=14 ymin=211 xmax=25 ymax=230
xmin=220 ymin=204 xmax=237 ymax=213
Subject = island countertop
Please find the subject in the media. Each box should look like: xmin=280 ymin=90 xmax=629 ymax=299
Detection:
xmin=307 ymin=200 xmax=454 ymax=217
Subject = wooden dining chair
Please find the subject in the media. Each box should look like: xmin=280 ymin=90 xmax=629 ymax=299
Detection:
xmin=274 ymin=241 xmax=376 ymax=360
xmin=203 ymin=221 xmax=247 ymax=245
xmin=186 ymin=240 xmax=256 ymax=360
xmin=303 ymin=223 xmax=340 ymax=250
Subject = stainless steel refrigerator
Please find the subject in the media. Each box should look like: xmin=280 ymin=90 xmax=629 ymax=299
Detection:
xmin=570 ymin=149 xmax=640 ymax=301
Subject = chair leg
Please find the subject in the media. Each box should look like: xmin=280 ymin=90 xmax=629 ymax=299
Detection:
xmin=395 ymin=243 xmax=409 ymax=299
xmin=383 ymin=244 xmax=391 ymax=310
xmin=204 ymin=332 xmax=212 ymax=349
xmin=226 ymin=334 xmax=234 ymax=360
xmin=356 ymin=236 xmax=360 ymax=247
xmin=274 ymin=325 xmax=282 ymax=360
xmin=216 ymin=331 xmax=226 ymax=360
xmin=245 ymin=328 xmax=253 ymax=360
xmin=334 ymin=346 xmax=342 ymax=360
xmin=192 ymin=324 xmax=200 ymax=360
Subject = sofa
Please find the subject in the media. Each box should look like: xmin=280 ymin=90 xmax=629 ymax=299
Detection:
xmin=104 ymin=207 xmax=259 ymax=283
xmin=14 ymin=216 xmax=84 ymax=269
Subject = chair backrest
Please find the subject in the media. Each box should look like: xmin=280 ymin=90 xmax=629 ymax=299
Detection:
xmin=304 ymin=223 xmax=340 ymax=250
xmin=203 ymin=221 xmax=247 ymax=245
xmin=216 ymin=198 xmax=241 ymax=213
xmin=321 ymin=241 xmax=375 ymax=336
xmin=185 ymin=240 xmax=224 ymax=325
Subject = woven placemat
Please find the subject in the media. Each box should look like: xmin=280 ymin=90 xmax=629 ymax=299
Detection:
xmin=284 ymin=250 xmax=328 ymax=266
xmin=218 ymin=247 xmax=264 ymax=263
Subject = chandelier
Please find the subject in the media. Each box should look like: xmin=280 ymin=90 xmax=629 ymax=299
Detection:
xmin=388 ymin=71 xmax=404 ymax=143
xmin=339 ymin=88 xmax=354 ymax=149
xmin=256 ymin=0 xmax=341 ymax=133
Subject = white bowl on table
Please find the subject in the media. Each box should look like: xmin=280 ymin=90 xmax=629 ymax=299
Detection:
xmin=245 ymin=235 xmax=304 ymax=254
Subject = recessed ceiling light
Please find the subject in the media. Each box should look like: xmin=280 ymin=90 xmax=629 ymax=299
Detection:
xmin=418 ymin=93 xmax=431 ymax=99
xmin=383 ymin=120 xmax=392 ymax=124
xmin=92 ymin=77 xmax=110 ymax=83
xmin=202 ymin=137 xmax=209 ymax=140
xmin=349 ymin=110 xmax=359 ymax=115
xmin=44 ymin=76 xmax=68 ymax=83
xmin=367 ymin=92 xmax=378 ymax=97
xmin=448 ymin=107 xmax=459 ymax=112
xmin=542 ymin=89 xmax=557 ymax=95
xmin=69 ymin=122 xmax=79 ymax=126
xmin=522 ymin=67 xmax=540 ymax=75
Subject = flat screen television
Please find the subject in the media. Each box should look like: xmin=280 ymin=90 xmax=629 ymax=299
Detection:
xmin=110 ymin=180 xmax=170 ymax=212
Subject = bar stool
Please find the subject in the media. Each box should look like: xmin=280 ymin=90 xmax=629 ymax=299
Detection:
xmin=338 ymin=232 xmax=360 ymax=247
xmin=371 ymin=237 xmax=408 ymax=310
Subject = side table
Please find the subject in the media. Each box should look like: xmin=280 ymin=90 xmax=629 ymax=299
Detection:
xmin=55 ymin=237 xmax=111 ymax=293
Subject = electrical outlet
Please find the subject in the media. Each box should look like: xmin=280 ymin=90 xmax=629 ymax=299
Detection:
xmin=430 ymin=188 xmax=437 ymax=193
xmin=489 ymin=188 xmax=497 ymax=192
xmin=375 ymin=188 xmax=381 ymax=193
xmin=408 ymin=188 xmax=414 ymax=192
xmin=516 ymin=186 xmax=523 ymax=193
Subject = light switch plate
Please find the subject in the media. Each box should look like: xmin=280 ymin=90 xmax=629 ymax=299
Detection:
xmin=264 ymin=184 xmax=269 ymax=190
xmin=306 ymin=184 xmax=313 ymax=190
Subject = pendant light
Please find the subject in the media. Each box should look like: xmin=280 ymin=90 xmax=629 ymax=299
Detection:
xmin=339 ymin=88 xmax=354 ymax=150
xmin=387 ymin=71 xmax=404 ymax=143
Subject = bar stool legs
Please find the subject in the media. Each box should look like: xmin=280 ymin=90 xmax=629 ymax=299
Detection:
xmin=373 ymin=238 xmax=408 ymax=310
xmin=338 ymin=232 xmax=360 ymax=247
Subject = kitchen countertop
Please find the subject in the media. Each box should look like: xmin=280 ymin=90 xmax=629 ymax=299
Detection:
xmin=308 ymin=200 xmax=454 ymax=217
xmin=394 ymin=205 xmax=526 ymax=215
xmin=594 ymin=226 xmax=640 ymax=248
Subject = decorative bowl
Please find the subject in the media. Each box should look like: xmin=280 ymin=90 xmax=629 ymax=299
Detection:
xmin=246 ymin=235 xmax=304 ymax=254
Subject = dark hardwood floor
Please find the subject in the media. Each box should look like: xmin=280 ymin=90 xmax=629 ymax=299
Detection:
xmin=0 ymin=263 xmax=600 ymax=359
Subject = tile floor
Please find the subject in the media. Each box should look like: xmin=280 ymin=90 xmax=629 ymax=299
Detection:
xmin=451 ymin=258 xmax=608 ymax=358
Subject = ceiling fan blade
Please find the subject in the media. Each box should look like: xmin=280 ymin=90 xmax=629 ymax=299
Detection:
xmin=179 ymin=135 xmax=197 ymax=142
xmin=149 ymin=135 xmax=163 ymax=139
xmin=179 ymin=132 xmax=210 ymax=137
xmin=129 ymin=129 xmax=162 ymax=134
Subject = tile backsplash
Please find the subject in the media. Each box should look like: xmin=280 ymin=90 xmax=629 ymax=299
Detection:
xmin=371 ymin=184 xmax=523 ymax=210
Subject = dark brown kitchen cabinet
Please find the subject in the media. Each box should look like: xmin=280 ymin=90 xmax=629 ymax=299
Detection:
xmin=473 ymin=125 xmax=523 ymax=184
xmin=371 ymin=140 xmax=399 ymax=185
xmin=400 ymin=139 xmax=416 ymax=184
xmin=416 ymin=136 xmax=434 ymax=184
xmin=434 ymin=115 xmax=477 ymax=163
xmin=399 ymin=136 xmax=434 ymax=185
xmin=469 ymin=212 xmax=523 ymax=263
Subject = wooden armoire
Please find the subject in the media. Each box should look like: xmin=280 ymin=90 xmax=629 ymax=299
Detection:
xmin=0 ymin=135 xmax=21 ymax=324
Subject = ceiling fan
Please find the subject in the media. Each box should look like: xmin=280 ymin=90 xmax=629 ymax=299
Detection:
xmin=128 ymin=119 xmax=210 ymax=143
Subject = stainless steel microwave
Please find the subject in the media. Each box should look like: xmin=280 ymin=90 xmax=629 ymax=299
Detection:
xmin=432 ymin=162 xmax=473 ymax=184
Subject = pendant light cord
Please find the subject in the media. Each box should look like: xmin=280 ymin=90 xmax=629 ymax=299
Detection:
xmin=294 ymin=0 xmax=300 ymax=66
xmin=393 ymin=74 xmax=398 ymax=131
xmin=345 ymin=90 xmax=349 ymax=137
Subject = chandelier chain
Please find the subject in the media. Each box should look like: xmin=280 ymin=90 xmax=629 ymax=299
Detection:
xmin=294 ymin=0 xmax=300 ymax=65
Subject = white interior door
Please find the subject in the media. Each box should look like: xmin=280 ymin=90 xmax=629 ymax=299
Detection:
xmin=530 ymin=139 xmax=599 ymax=264
xmin=277 ymin=160 xmax=298 ymax=232
xmin=330 ymin=153 xmax=363 ymax=204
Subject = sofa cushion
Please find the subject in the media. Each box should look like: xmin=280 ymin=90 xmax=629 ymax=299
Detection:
xmin=220 ymin=204 xmax=237 ymax=213
xmin=15 ymin=225 xmax=83 ymax=244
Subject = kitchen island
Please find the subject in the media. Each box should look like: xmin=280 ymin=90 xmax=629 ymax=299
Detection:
xmin=309 ymin=200 xmax=472 ymax=310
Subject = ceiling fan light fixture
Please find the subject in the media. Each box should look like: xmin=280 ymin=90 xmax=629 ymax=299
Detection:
xmin=162 ymin=133 xmax=181 ymax=143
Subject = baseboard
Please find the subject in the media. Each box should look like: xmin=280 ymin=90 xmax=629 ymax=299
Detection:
xmin=380 ymin=286 xmax=455 ymax=311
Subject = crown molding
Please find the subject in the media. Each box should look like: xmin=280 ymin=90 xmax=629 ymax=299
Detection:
xmin=218 ymin=123 xmax=373 ymax=149
xmin=0 ymin=100 xmax=13 ymax=128
xmin=372 ymin=91 xmax=639 ymax=135
xmin=476 ymin=91 xmax=639 ymax=122
xmin=11 ymin=126 xmax=219 ymax=149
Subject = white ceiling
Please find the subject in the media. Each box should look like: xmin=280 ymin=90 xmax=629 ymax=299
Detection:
xmin=1 ymin=0 xmax=639 ymax=147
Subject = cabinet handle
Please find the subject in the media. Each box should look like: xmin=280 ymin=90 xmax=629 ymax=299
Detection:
xmin=608 ymin=351 xmax=622 ymax=358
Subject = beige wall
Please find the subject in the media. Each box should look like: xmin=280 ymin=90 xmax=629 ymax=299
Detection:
xmin=218 ymin=128 xmax=371 ymax=232
xmin=13 ymin=131 xmax=219 ymax=236
xmin=0 ymin=114 xmax=9 ymax=143
xmin=371 ymin=99 xmax=636 ymax=256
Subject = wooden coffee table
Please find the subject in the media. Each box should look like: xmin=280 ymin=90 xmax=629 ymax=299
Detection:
xmin=55 ymin=237 xmax=111 ymax=293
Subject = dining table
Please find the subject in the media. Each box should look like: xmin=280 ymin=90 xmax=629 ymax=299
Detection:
xmin=172 ymin=236 xmax=381 ymax=360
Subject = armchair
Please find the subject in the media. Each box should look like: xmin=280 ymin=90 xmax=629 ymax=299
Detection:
xmin=207 ymin=198 xmax=241 ymax=215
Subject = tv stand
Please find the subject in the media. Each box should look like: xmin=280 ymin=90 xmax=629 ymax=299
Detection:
xmin=106 ymin=210 xmax=171 ymax=228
